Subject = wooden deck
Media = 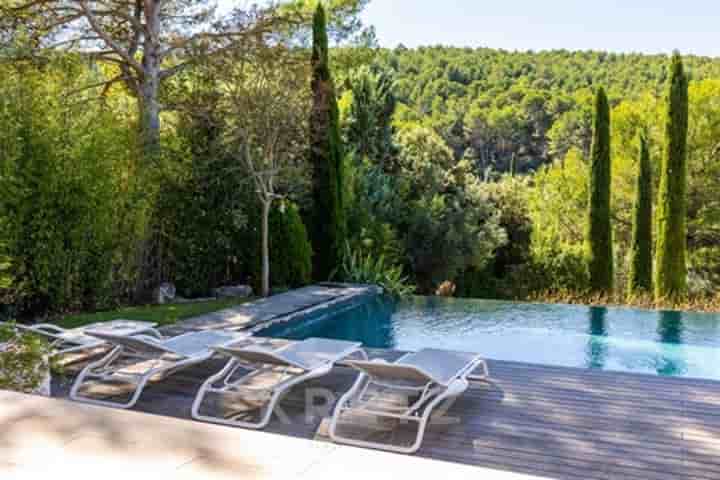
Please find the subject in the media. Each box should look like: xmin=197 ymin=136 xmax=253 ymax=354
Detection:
xmin=51 ymin=349 xmax=720 ymax=480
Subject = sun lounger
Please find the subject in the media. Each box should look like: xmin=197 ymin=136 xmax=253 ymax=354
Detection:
xmin=191 ymin=337 xmax=366 ymax=429
xmin=15 ymin=320 xmax=160 ymax=357
xmin=70 ymin=330 xmax=251 ymax=409
xmin=329 ymin=348 xmax=489 ymax=454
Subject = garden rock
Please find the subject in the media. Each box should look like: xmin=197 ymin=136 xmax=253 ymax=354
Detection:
xmin=153 ymin=282 xmax=177 ymax=304
xmin=213 ymin=285 xmax=253 ymax=298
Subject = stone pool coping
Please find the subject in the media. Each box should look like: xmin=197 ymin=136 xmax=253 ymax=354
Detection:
xmin=0 ymin=390 xmax=548 ymax=480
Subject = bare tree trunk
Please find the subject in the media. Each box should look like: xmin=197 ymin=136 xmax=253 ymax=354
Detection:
xmin=139 ymin=4 xmax=161 ymax=159
xmin=139 ymin=72 xmax=160 ymax=157
xmin=261 ymin=198 xmax=271 ymax=297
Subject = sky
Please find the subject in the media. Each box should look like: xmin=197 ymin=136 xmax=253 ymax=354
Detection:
xmin=361 ymin=0 xmax=720 ymax=57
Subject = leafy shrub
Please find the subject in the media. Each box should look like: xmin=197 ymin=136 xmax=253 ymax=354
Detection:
xmin=339 ymin=243 xmax=415 ymax=298
xmin=0 ymin=59 xmax=144 ymax=314
xmin=530 ymin=244 xmax=590 ymax=293
xmin=0 ymin=323 xmax=52 ymax=393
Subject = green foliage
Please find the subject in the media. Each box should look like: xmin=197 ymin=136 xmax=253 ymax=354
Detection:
xmin=393 ymin=125 xmax=507 ymax=291
xmin=585 ymin=87 xmax=613 ymax=292
xmin=628 ymin=134 xmax=653 ymax=295
xmin=344 ymin=156 xmax=403 ymax=263
xmin=155 ymin=71 xmax=256 ymax=297
xmin=655 ymin=53 xmax=689 ymax=299
xmin=266 ymin=202 xmax=313 ymax=289
xmin=456 ymin=178 xmax=532 ymax=299
xmin=342 ymin=65 xmax=398 ymax=167
xmin=309 ymin=4 xmax=346 ymax=281
xmin=0 ymin=58 xmax=147 ymax=314
xmin=340 ymin=243 xmax=414 ymax=298
xmin=0 ymin=323 xmax=52 ymax=393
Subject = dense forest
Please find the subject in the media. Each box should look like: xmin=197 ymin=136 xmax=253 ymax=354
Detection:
xmin=333 ymin=46 xmax=720 ymax=300
xmin=2 ymin=0 xmax=720 ymax=318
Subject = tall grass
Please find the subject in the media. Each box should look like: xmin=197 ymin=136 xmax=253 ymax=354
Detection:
xmin=530 ymin=289 xmax=720 ymax=313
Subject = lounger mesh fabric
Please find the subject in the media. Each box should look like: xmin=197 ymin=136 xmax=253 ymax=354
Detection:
xmin=216 ymin=337 xmax=363 ymax=370
xmin=395 ymin=349 xmax=483 ymax=386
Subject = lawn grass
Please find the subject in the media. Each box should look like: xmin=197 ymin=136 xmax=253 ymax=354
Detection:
xmin=56 ymin=297 xmax=255 ymax=329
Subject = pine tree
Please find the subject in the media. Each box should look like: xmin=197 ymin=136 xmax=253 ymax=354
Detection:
xmin=308 ymin=3 xmax=346 ymax=280
xmin=585 ymin=86 xmax=613 ymax=292
xmin=655 ymin=52 xmax=689 ymax=299
xmin=628 ymin=134 xmax=653 ymax=295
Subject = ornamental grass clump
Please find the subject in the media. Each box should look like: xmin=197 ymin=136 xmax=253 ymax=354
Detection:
xmin=339 ymin=243 xmax=415 ymax=298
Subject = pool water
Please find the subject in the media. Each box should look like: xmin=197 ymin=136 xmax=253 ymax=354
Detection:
xmin=259 ymin=296 xmax=720 ymax=380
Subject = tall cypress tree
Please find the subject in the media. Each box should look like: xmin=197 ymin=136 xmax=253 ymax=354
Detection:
xmin=655 ymin=52 xmax=689 ymax=299
xmin=309 ymin=3 xmax=345 ymax=280
xmin=628 ymin=133 xmax=653 ymax=295
xmin=585 ymin=87 xmax=613 ymax=292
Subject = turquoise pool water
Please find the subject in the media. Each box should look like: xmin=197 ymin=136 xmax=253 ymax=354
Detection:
xmin=260 ymin=296 xmax=720 ymax=380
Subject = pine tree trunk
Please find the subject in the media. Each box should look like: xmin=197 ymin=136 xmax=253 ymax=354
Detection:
xmin=655 ymin=53 xmax=689 ymax=299
xmin=139 ymin=3 xmax=161 ymax=159
xmin=139 ymin=74 xmax=160 ymax=157
xmin=585 ymin=87 xmax=613 ymax=292
xmin=628 ymin=134 xmax=653 ymax=295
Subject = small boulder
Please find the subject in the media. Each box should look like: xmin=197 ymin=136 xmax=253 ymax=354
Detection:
xmin=213 ymin=284 xmax=253 ymax=298
xmin=153 ymin=282 xmax=177 ymax=304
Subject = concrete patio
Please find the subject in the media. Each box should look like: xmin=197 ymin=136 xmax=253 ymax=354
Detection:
xmin=0 ymin=390 xmax=546 ymax=480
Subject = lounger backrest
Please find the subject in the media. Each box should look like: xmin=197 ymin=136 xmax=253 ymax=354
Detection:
xmin=214 ymin=346 xmax=310 ymax=370
xmin=344 ymin=359 xmax=436 ymax=386
xmin=163 ymin=331 xmax=249 ymax=358
xmin=88 ymin=332 xmax=178 ymax=357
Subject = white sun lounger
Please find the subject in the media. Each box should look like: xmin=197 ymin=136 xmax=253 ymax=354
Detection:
xmin=70 ymin=330 xmax=251 ymax=409
xmin=329 ymin=348 xmax=489 ymax=454
xmin=191 ymin=337 xmax=366 ymax=429
xmin=15 ymin=320 xmax=160 ymax=356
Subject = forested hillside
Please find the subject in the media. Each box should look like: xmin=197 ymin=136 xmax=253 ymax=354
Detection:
xmin=371 ymin=47 xmax=720 ymax=174
xmin=334 ymin=46 xmax=720 ymax=301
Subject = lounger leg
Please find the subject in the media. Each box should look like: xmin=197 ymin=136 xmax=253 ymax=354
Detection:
xmin=69 ymin=346 xmax=147 ymax=409
xmin=467 ymin=359 xmax=490 ymax=383
xmin=192 ymin=361 xmax=332 ymax=430
xmin=191 ymin=358 xmax=239 ymax=422
xmin=70 ymin=349 xmax=202 ymax=410
xmin=329 ymin=379 xmax=468 ymax=454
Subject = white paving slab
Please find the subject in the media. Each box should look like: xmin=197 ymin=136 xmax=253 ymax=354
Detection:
xmin=0 ymin=390 xmax=551 ymax=480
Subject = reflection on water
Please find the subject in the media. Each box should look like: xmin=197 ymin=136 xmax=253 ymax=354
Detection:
xmin=658 ymin=311 xmax=684 ymax=344
xmin=261 ymin=295 xmax=397 ymax=348
xmin=586 ymin=308 xmax=608 ymax=369
xmin=261 ymin=296 xmax=720 ymax=380
xmin=655 ymin=310 xmax=686 ymax=376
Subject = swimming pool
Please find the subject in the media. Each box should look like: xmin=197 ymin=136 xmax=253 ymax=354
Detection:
xmin=259 ymin=295 xmax=720 ymax=380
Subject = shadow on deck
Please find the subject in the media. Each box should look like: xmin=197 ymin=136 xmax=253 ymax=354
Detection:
xmin=50 ymin=350 xmax=720 ymax=480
